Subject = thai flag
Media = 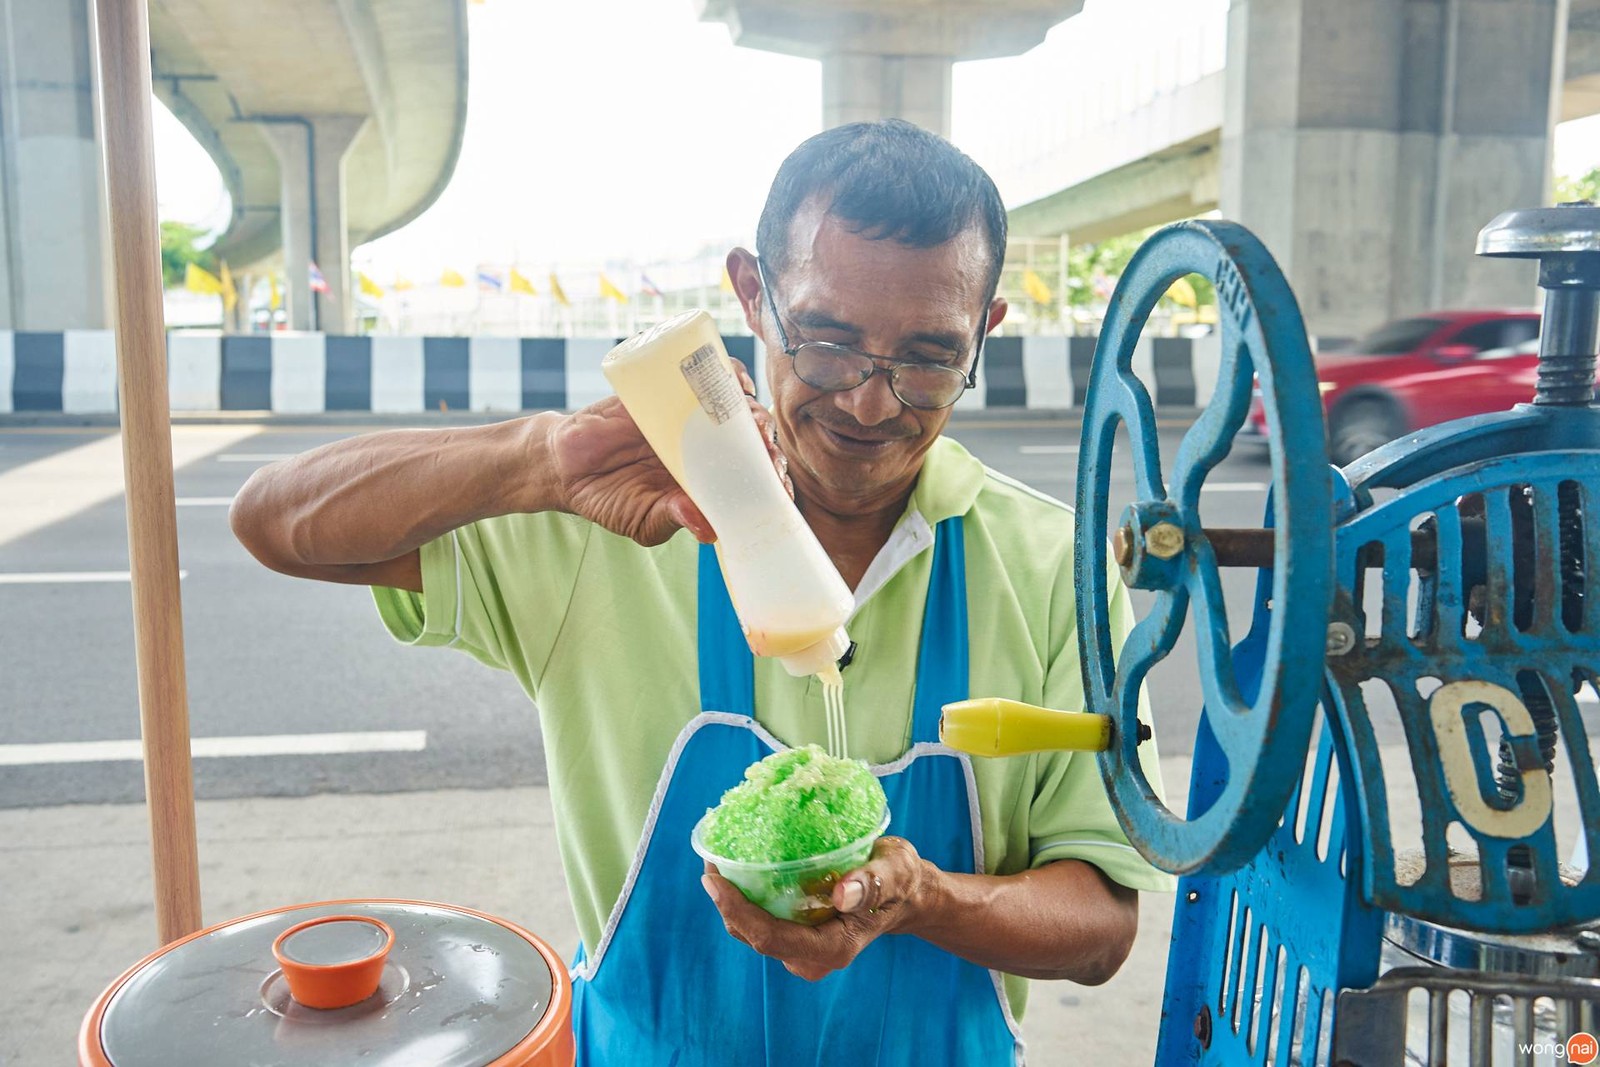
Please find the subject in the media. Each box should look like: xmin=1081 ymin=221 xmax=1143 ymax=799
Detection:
xmin=308 ymin=262 xmax=329 ymax=293
xmin=640 ymin=273 xmax=664 ymax=298
xmin=477 ymin=269 xmax=504 ymax=292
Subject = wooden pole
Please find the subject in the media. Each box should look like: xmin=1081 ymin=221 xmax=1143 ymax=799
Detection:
xmin=92 ymin=0 xmax=203 ymax=944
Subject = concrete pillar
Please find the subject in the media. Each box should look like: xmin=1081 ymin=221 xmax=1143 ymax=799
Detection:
xmin=0 ymin=0 xmax=111 ymax=330
xmin=260 ymin=115 xmax=367 ymax=333
xmin=822 ymin=53 xmax=953 ymax=136
xmin=1221 ymin=0 xmax=1565 ymax=343
xmin=699 ymin=1 xmax=1084 ymax=137
xmin=259 ymin=122 xmax=314 ymax=331
xmin=311 ymin=116 xmax=368 ymax=335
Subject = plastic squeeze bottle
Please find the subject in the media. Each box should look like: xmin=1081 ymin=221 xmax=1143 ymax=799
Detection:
xmin=601 ymin=310 xmax=853 ymax=678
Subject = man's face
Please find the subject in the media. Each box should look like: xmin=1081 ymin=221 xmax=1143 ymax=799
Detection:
xmin=750 ymin=204 xmax=1000 ymax=512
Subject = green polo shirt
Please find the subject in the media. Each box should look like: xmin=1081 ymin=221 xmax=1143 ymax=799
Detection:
xmin=373 ymin=435 xmax=1173 ymax=1019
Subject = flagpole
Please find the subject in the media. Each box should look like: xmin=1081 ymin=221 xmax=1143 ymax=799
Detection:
xmin=93 ymin=0 xmax=203 ymax=946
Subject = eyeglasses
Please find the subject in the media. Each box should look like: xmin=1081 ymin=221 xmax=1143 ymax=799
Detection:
xmin=754 ymin=256 xmax=985 ymax=411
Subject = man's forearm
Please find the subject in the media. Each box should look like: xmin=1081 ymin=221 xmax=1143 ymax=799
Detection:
xmin=231 ymin=413 xmax=561 ymax=585
xmin=903 ymin=859 xmax=1138 ymax=983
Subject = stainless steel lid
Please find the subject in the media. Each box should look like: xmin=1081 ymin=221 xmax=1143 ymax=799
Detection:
xmin=1478 ymin=204 xmax=1600 ymax=258
xmin=94 ymin=901 xmax=558 ymax=1067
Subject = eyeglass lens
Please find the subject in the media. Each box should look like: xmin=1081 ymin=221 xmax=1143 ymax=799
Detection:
xmin=792 ymin=345 xmax=966 ymax=409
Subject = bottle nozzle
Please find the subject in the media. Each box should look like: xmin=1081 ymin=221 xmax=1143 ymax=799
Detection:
xmin=776 ymin=626 xmax=852 ymax=679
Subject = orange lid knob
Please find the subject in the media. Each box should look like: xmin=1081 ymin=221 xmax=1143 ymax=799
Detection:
xmin=270 ymin=915 xmax=394 ymax=1010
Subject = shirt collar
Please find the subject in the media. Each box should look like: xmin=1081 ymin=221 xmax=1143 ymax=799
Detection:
xmin=848 ymin=436 xmax=985 ymax=615
xmin=906 ymin=435 xmax=986 ymax=525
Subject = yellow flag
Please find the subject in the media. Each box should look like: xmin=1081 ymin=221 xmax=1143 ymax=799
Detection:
xmin=1022 ymin=268 xmax=1053 ymax=305
xmin=1165 ymin=275 xmax=1198 ymax=308
xmin=218 ymin=260 xmax=237 ymax=313
xmin=549 ymin=272 xmax=571 ymax=307
xmin=599 ymin=272 xmax=629 ymax=304
xmin=392 ymin=276 xmax=414 ymax=292
xmin=509 ymin=269 xmax=537 ymax=297
xmin=440 ymin=268 xmax=467 ymax=288
xmin=358 ymin=272 xmax=385 ymax=300
xmin=184 ymin=262 xmax=224 ymax=296
xmin=720 ymin=266 xmax=735 ymax=293
xmin=269 ymin=273 xmax=281 ymax=310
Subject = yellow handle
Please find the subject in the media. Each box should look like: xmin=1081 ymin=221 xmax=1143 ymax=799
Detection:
xmin=938 ymin=698 xmax=1112 ymax=757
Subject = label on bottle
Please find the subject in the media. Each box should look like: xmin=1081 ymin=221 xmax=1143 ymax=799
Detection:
xmin=679 ymin=344 xmax=744 ymax=426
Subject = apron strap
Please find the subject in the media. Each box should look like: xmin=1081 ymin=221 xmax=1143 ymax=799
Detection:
xmin=697 ymin=542 xmax=755 ymax=717
xmin=910 ymin=516 xmax=968 ymax=745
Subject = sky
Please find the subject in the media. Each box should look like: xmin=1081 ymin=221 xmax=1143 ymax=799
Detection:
xmin=154 ymin=0 xmax=1600 ymax=279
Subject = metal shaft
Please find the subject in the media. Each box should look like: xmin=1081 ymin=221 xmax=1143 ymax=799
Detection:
xmin=1122 ymin=527 xmax=1444 ymax=571
xmin=1535 ymin=276 xmax=1598 ymax=406
xmin=1477 ymin=204 xmax=1600 ymax=407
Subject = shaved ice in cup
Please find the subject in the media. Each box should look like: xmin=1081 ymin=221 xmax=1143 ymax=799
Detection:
xmin=692 ymin=744 xmax=889 ymax=925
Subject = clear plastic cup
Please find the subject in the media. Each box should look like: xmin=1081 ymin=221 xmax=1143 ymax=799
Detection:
xmin=691 ymin=806 xmax=891 ymax=926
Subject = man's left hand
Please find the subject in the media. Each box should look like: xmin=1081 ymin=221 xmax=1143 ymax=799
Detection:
xmin=701 ymin=835 xmax=933 ymax=981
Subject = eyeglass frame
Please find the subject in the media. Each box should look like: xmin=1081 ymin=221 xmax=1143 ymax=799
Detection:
xmin=753 ymin=255 xmax=988 ymax=411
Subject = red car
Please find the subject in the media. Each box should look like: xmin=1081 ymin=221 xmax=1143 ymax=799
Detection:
xmin=1242 ymin=310 xmax=1545 ymax=465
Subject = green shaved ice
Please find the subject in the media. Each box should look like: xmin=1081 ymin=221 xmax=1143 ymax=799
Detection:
xmin=703 ymin=744 xmax=887 ymax=863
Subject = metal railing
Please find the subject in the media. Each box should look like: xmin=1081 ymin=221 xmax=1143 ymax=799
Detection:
xmin=322 ymin=237 xmax=1212 ymax=339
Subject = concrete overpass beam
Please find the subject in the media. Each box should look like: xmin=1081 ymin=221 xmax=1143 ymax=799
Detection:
xmin=822 ymin=53 xmax=953 ymax=136
xmin=1010 ymin=141 xmax=1221 ymax=246
xmin=0 ymin=0 xmax=110 ymax=330
xmin=1222 ymin=0 xmax=1564 ymax=341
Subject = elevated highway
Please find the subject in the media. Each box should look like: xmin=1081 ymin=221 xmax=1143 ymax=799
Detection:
xmin=0 ymin=0 xmax=466 ymax=332
xmin=971 ymin=0 xmax=1582 ymax=341
xmin=1010 ymin=0 xmax=1600 ymax=251
xmin=151 ymin=0 xmax=468 ymax=331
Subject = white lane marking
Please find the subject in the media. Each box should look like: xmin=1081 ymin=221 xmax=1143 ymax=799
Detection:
xmin=175 ymin=496 xmax=235 ymax=507
xmin=216 ymin=453 xmax=298 ymax=463
xmin=1019 ymin=445 xmax=1079 ymax=455
xmin=1202 ymin=482 xmax=1269 ymax=492
xmin=0 ymin=730 xmax=429 ymax=766
xmin=0 ymin=426 xmax=262 ymax=548
xmin=1580 ymin=688 xmax=1598 ymax=705
xmin=0 ymin=571 xmax=188 ymax=584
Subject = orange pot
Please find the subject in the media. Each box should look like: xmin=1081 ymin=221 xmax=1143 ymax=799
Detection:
xmin=80 ymin=899 xmax=573 ymax=1067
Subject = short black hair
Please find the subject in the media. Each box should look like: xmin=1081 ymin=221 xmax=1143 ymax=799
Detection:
xmin=756 ymin=119 xmax=1007 ymax=306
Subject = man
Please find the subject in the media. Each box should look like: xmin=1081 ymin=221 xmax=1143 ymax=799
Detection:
xmin=232 ymin=119 xmax=1171 ymax=1064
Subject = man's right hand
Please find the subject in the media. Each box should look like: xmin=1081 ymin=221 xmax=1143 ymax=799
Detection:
xmin=548 ymin=361 xmax=785 ymax=548
xmin=547 ymin=396 xmax=715 ymax=546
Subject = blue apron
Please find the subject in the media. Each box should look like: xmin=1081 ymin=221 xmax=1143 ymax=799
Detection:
xmin=570 ymin=517 xmax=1022 ymax=1065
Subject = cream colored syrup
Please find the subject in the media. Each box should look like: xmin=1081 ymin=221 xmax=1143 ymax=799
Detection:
xmin=821 ymin=667 xmax=847 ymax=758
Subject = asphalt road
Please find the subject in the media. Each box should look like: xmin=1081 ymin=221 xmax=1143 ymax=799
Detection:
xmin=0 ymin=415 xmax=1273 ymax=808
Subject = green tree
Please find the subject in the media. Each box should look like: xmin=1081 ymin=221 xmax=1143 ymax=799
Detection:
xmin=1556 ymin=167 xmax=1600 ymax=205
xmin=160 ymin=220 xmax=216 ymax=289
xmin=1065 ymin=231 xmax=1143 ymax=308
xmin=1065 ymin=227 xmax=1215 ymax=313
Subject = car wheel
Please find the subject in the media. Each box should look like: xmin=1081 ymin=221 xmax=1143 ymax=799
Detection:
xmin=1329 ymin=397 xmax=1405 ymax=466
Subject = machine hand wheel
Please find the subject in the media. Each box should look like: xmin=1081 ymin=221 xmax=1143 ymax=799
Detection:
xmin=1077 ymin=220 xmax=1333 ymax=875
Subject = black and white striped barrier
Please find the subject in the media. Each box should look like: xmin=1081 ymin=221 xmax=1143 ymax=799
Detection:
xmin=0 ymin=331 xmax=1220 ymax=414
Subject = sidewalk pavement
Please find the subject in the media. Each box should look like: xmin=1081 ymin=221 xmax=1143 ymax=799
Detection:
xmin=3 ymin=758 xmax=1195 ymax=1066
